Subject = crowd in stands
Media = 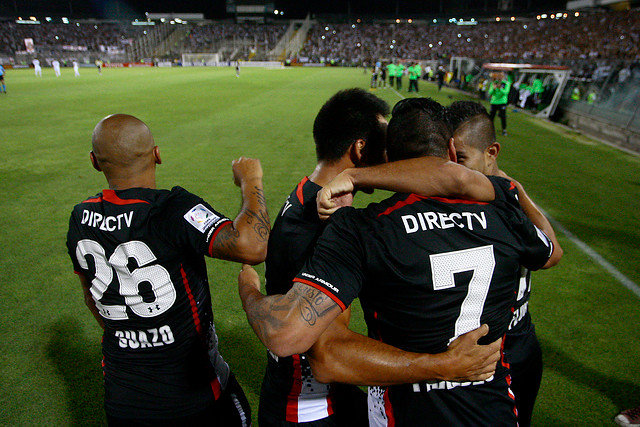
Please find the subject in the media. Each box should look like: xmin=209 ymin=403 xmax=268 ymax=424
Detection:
xmin=0 ymin=8 xmax=638 ymax=74
xmin=180 ymin=23 xmax=288 ymax=56
xmin=0 ymin=21 xmax=145 ymax=57
xmin=298 ymin=9 xmax=639 ymax=68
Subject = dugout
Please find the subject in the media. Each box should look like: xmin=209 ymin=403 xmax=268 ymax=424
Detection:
xmin=482 ymin=63 xmax=571 ymax=118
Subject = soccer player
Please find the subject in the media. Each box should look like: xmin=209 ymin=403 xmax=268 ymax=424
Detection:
xmin=240 ymin=97 xmax=561 ymax=425
xmin=52 ymin=59 xmax=61 ymax=77
xmin=447 ymin=100 xmax=561 ymax=426
xmin=386 ymin=61 xmax=396 ymax=88
xmin=96 ymin=59 xmax=103 ymax=75
xmin=0 ymin=64 xmax=6 ymax=93
xmin=73 ymin=60 xmax=80 ymax=77
xmin=489 ymin=72 xmax=511 ymax=136
xmin=258 ymin=89 xmax=502 ymax=427
xmin=395 ymin=61 xmax=405 ymax=90
xmin=33 ymin=58 xmax=42 ymax=77
xmin=66 ymin=114 xmax=269 ymax=426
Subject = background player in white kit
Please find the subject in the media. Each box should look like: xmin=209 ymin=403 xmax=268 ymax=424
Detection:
xmin=33 ymin=58 xmax=42 ymax=77
xmin=52 ymin=59 xmax=61 ymax=77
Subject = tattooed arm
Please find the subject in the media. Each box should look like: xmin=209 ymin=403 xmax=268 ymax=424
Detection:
xmin=210 ymin=157 xmax=270 ymax=265
xmin=238 ymin=264 xmax=342 ymax=357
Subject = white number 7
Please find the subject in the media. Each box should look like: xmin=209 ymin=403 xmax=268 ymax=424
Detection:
xmin=430 ymin=245 xmax=495 ymax=344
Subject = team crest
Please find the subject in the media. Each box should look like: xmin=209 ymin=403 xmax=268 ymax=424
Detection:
xmin=184 ymin=204 xmax=220 ymax=233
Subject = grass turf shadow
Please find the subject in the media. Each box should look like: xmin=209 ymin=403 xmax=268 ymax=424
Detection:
xmin=45 ymin=317 xmax=106 ymax=426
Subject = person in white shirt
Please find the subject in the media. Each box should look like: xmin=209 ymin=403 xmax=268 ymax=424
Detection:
xmin=52 ymin=60 xmax=61 ymax=77
xmin=33 ymin=59 xmax=42 ymax=77
xmin=73 ymin=60 xmax=80 ymax=77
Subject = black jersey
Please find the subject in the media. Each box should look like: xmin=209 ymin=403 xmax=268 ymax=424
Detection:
xmin=261 ymin=177 xmax=339 ymax=424
xmin=294 ymin=176 xmax=553 ymax=426
xmin=66 ymin=187 xmax=233 ymax=419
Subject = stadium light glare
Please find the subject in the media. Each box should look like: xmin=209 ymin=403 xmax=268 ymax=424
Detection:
xmin=144 ymin=30 xmax=147 ymax=34
xmin=333 ymin=30 xmax=336 ymax=34
xmin=550 ymin=14 xmax=555 ymax=19
xmin=466 ymin=38 xmax=471 ymax=42
xmin=457 ymin=33 xmax=461 ymax=37
xmin=160 ymin=18 xmax=166 ymax=22
xmin=471 ymin=18 xmax=475 ymax=22
xmin=390 ymin=45 xmax=394 ymax=49
xmin=30 ymin=16 xmax=36 ymax=21
xmin=170 ymin=20 xmax=175 ymax=24
xmin=541 ymin=14 xmax=547 ymax=18
xmin=575 ymin=12 xmax=580 ymax=17
xmin=537 ymin=15 xmax=541 ymax=20
xmin=352 ymin=24 xmax=356 ymax=28
xmin=325 ymin=26 xmax=329 ymax=31
xmin=429 ymin=43 xmax=433 ymax=48
xmin=280 ymin=11 xmax=284 ymax=15
xmin=62 ymin=17 xmax=69 ymax=24
xmin=357 ymin=18 xmax=361 ymax=23
xmin=620 ymin=35 xmax=625 ymax=39
xmin=510 ymin=16 xmax=515 ymax=21
xmin=274 ymin=9 xmax=279 ymax=15
xmin=45 ymin=17 xmax=52 ymax=22
xmin=396 ymin=19 xmax=401 ymax=23
xmin=55 ymin=35 xmax=59 ymax=40
xmin=563 ymin=13 xmax=568 ymax=18
xmin=76 ymin=22 xmax=80 ymax=26
xmin=523 ymin=24 xmax=528 ymax=29
xmin=438 ymin=41 xmax=442 ymax=45
xmin=408 ymin=19 xmax=413 ymax=23
xmin=433 ymin=19 xmax=437 ymax=23
xmin=484 ymin=34 xmax=488 ymax=38
xmin=322 ymin=35 xmax=326 ymax=39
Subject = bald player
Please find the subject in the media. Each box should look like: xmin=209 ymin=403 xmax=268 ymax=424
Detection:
xmin=66 ymin=114 xmax=269 ymax=426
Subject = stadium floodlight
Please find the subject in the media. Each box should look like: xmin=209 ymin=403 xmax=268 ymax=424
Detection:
xmin=433 ymin=19 xmax=437 ymax=23
xmin=274 ymin=9 xmax=279 ymax=15
xmin=541 ymin=14 xmax=547 ymax=18
xmin=30 ymin=16 xmax=36 ymax=21
xmin=438 ymin=41 xmax=442 ymax=45
xmin=280 ymin=11 xmax=284 ymax=15
xmin=523 ymin=24 xmax=528 ymax=29
xmin=495 ymin=17 xmax=500 ymax=21
xmin=76 ymin=22 xmax=80 ymax=26
xmin=352 ymin=24 xmax=356 ymax=28
xmin=45 ymin=17 xmax=51 ymax=22
xmin=550 ymin=14 xmax=555 ymax=19
xmin=62 ymin=17 xmax=69 ymax=23
xmin=537 ymin=15 xmax=541 ymax=20
xmin=396 ymin=19 xmax=400 ymax=23
xmin=510 ymin=16 xmax=515 ymax=21
xmin=408 ymin=19 xmax=413 ymax=23
xmin=457 ymin=33 xmax=461 ymax=37
xmin=574 ymin=12 xmax=580 ymax=17
xmin=466 ymin=38 xmax=471 ymax=42
xmin=429 ymin=43 xmax=433 ymax=48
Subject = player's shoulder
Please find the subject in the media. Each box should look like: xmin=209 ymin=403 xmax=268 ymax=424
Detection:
xmin=487 ymin=176 xmax=521 ymax=208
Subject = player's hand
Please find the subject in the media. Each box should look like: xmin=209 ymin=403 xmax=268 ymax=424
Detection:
xmin=317 ymin=171 xmax=356 ymax=221
xmin=441 ymin=324 xmax=501 ymax=382
xmin=238 ymin=264 xmax=261 ymax=294
xmin=232 ymin=157 xmax=263 ymax=187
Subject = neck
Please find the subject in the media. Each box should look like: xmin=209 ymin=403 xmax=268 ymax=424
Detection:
xmin=308 ymin=157 xmax=356 ymax=187
xmin=105 ymin=172 xmax=156 ymax=190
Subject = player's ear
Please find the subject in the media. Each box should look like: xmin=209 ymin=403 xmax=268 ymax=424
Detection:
xmin=486 ymin=142 xmax=501 ymax=160
xmin=153 ymin=146 xmax=162 ymax=165
xmin=350 ymin=139 xmax=366 ymax=165
xmin=90 ymin=151 xmax=102 ymax=172
xmin=447 ymin=138 xmax=457 ymax=163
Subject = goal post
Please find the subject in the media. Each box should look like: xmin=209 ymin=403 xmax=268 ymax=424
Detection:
xmin=181 ymin=53 xmax=220 ymax=66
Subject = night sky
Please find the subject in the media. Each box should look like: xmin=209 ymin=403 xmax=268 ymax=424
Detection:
xmin=3 ymin=0 xmax=569 ymax=20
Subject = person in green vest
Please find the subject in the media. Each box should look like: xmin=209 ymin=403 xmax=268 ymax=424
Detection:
xmin=395 ymin=62 xmax=405 ymax=90
xmin=387 ymin=62 xmax=397 ymax=89
xmin=532 ymin=77 xmax=544 ymax=105
xmin=587 ymin=90 xmax=597 ymax=104
xmin=571 ymin=86 xmax=581 ymax=101
xmin=488 ymin=72 xmax=511 ymax=136
xmin=408 ymin=62 xmax=421 ymax=93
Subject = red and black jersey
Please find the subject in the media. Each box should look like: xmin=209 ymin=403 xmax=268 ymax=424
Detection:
xmin=294 ymin=176 xmax=553 ymax=425
xmin=261 ymin=178 xmax=338 ymax=424
xmin=66 ymin=186 xmax=233 ymax=419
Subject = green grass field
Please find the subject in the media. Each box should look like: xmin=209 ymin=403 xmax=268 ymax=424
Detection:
xmin=1 ymin=65 xmax=639 ymax=426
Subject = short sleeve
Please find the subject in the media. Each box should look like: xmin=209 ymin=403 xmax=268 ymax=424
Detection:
xmin=159 ymin=187 xmax=232 ymax=257
xmin=66 ymin=208 xmax=85 ymax=275
xmin=294 ymin=207 xmax=365 ymax=311
xmin=488 ymin=176 xmax=553 ymax=270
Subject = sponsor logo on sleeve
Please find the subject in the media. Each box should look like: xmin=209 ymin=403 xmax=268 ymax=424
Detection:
xmin=184 ymin=204 xmax=220 ymax=233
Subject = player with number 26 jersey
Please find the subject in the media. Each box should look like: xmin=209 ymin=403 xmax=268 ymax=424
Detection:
xmin=67 ymin=186 xmax=235 ymax=420
xmin=294 ymin=176 xmax=553 ymax=426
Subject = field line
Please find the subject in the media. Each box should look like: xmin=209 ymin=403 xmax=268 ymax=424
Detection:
xmin=540 ymin=208 xmax=640 ymax=299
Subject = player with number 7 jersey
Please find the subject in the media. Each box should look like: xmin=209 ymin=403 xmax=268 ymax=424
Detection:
xmin=67 ymin=114 xmax=268 ymax=425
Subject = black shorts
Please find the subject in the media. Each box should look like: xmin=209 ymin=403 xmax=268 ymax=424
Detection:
xmin=0 ymin=75 xmax=4 ymax=82
xmin=107 ymin=373 xmax=251 ymax=426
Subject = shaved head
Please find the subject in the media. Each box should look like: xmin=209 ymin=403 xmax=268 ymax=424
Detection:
xmin=91 ymin=114 xmax=160 ymax=188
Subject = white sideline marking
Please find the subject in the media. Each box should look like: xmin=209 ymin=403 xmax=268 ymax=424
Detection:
xmin=540 ymin=208 xmax=640 ymax=299
xmin=388 ymin=93 xmax=640 ymax=299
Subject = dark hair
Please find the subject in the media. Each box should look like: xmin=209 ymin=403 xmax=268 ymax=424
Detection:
xmin=313 ymin=88 xmax=390 ymax=163
xmin=386 ymin=97 xmax=452 ymax=161
xmin=447 ymin=101 xmax=495 ymax=149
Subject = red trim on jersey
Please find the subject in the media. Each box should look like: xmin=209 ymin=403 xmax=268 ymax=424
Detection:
xmin=326 ymin=388 xmax=335 ymax=417
xmin=296 ymin=177 xmax=309 ymax=205
xmin=377 ymin=193 xmax=489 ymax=217
xmin=102 ymin=189 xmax=150 ymax=205
xmin=383 ymin=388 xmax=396 ymax=426
xmin=427 ymin=196 xmax=489 ymax=205
xmin=500 ymin=333 xmax=510 ymax=370
xmin=82 ymin=196 xmax=102 ymax=203
xmin=509 ymin=181 xmax=516 ymax=191
xmin=210 ymin=377 xmax=222 ymax=400
xmin=207 ymin=220 xmax=233 ymax=257
xmin=377 ymin=193 xmax=425 ymax=217
xmin=286 ymin=354 xmax=303 ymax=422
xmin=180 ymin=266 xmax=202 ymax=335
xmin=293 ymin=278 xmax=347 ymax=311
